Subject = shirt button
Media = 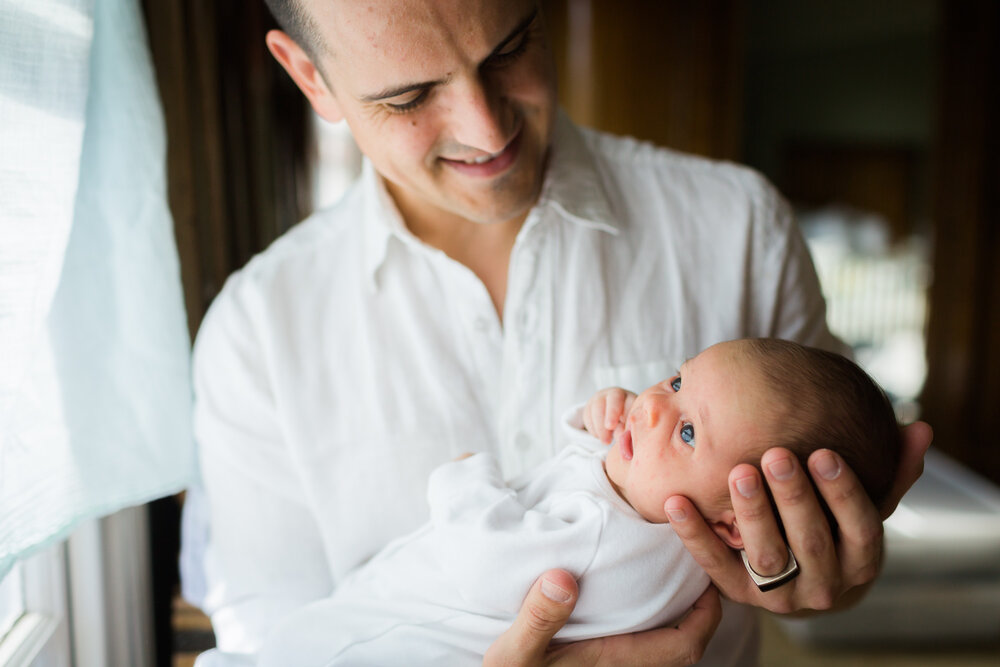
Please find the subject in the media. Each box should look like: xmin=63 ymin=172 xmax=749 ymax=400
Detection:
xmin=515 ymin=432 xmax=532 ymax=452
xmin=520 ymin=305 xmax=537 ymax=333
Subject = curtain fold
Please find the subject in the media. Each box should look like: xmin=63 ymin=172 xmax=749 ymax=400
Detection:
xmin=0 ymin=0 xmax=195 ymax=578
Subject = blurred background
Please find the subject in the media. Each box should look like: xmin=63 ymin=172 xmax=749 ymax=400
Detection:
xmin=121 ymin=0 xmax=1000 ymax=664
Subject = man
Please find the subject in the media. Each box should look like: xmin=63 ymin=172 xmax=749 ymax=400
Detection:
xmin=189 ymin=0 xmax=931 ymax=664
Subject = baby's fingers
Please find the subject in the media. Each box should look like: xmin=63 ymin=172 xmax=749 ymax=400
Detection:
xmin=623 ymin=392 xmax=636 ymax=418
xmin=607 ymin=391 xmax=637 ymax=439
xmin=604 ymin=390 xmax=627 ymax=431
xmin=584 ymin=397 xmax=612 ymax=443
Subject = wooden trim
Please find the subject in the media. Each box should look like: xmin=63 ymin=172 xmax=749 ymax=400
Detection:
xmin=922 ymin=0 xmax=1000 ymax=483
xmin=142 ymin=0 xmax=312 ymax=336
xmin=545 ymin=0 xmax=746 ymax=160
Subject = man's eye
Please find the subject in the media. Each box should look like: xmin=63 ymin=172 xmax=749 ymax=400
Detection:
xmin=487 ymin=31 xmax=530 ymax=67
xmin=680 ymin=423 xmax=695 ymax=447
xmin=670 ymin=376 xmax=681 ymax=392
xmin=386 ymin=89 xmax=430 ymax=113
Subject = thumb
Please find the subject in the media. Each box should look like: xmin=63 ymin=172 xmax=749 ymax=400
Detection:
xmin=484 ymin=570 xmax=578 ymax=666
xmin=881 ymin=421 xmax=931 ymax=519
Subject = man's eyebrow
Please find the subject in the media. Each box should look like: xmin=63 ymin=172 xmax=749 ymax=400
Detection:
xmin=358 ymin=8 xmax=538 ymax=103
xmin=360 ymin=78 xmax=447 ymax=103
xmin=485 ymin=7 xmax=538 ymax=61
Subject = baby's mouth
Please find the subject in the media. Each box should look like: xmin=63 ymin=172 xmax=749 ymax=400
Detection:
xmin=620 ymin=428 xmax=634 ymax=461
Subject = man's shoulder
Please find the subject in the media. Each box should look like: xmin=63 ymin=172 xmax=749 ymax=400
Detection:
xmin=567 ymin=123 xmax=793 ymax=246
xmin=196 ymin=183 xmax=366 ymax=340
xmin=575 ymin=123 xmax=776 ymax=203
xmin=243 ymin=185 xmax=365 ymax=283
xmin=222 ymin=184 xmax=365 ymax=294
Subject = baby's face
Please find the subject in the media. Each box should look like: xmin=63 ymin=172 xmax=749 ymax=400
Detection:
xmin=604 ymin=341 xmax=774 ymax=524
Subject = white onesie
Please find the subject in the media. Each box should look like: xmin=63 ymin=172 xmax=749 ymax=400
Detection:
xmin=257 ymin=441 xmax=709 ymax=666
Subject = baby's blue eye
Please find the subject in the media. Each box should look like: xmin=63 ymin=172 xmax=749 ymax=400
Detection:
xmin=680 ymin=423 xmax=695 ymax=446
xmin=670 ymin=376 xmax=681 ymax=392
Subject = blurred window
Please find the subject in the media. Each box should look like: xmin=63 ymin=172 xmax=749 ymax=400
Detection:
xmin=800 ymin=206 xmax=929 ymax=423
xmin=0 ymin=565 xmax=24 ymax=643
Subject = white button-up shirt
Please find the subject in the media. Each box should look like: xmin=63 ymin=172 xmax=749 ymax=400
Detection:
xmin=192 ymin=113 xmax=839 ymax=663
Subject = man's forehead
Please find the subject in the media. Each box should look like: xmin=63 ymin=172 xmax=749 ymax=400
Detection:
xmin=305 ymin=0 xmax=535 ymax=61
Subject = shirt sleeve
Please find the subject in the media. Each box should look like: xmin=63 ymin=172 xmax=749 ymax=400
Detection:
xmin=191 ymin=273 xmax=332 ymax=654
xmin=425 ymin=453 xmax=604 ymax=616
xmin=754 ymin=178 xmax=851 ymax=356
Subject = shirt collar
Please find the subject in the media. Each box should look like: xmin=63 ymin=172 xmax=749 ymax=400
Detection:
xmin=535 ymin=110 xmax=620 ymax=236
xmin=360 ymin=160 xmax=418 ymax=288
xmin=361 ymin=110 xmax=620 ymax=287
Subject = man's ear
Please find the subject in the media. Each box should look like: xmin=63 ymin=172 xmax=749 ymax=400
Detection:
xmin=709 ymin=511 xmax=743 ymax=550
xmin=265 ymin=30 xmax=343 ymax=122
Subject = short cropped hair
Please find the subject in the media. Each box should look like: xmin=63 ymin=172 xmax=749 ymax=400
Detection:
xmin=262 ymin=0 xmax=325 ymax=59
xmin=739 ymin=338 xmax=901 ymax=526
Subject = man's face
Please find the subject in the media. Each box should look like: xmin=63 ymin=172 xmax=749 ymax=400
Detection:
xmin=604 ymin=342 xmax=775 ymax=524
xmin=300 ymin=0 xmax=556 ymax=229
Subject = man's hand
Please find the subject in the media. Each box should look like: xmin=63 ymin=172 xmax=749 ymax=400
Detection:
xmin=664 ymin=421 xmax=933 ymax=615
xmin=484 ymin=570 xmax=721 ymax=666
xmin=582 ymin=387 xmax=637 ymax=444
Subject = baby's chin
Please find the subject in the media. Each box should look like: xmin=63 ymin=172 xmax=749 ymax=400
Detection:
xmin=602 ymin=457 xmax=629 ymax=502
xmin=604 ymin=444 xmax=626 ymax=484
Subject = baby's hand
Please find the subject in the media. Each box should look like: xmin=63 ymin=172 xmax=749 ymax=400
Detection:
xmin=583 ymin=387 xmax=637 ymax=444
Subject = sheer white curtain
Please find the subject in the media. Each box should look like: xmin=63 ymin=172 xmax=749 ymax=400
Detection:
xmin=0 ymin=0 xmax=195 ymax=578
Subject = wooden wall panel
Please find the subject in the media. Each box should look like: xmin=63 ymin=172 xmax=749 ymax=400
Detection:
xmin=544 ymin=0 xmax=745 ymax=160
xmin=140 ymin=5 xmax=313 ymax=661
xmin=142 ymin=1 xmax=311 ymax=337
xmin=921 ymin=0 xmax=1000 ymax=483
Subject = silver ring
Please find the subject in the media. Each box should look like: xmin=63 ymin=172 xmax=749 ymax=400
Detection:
xmin=741 ymin=546 xmax=799 ymax=592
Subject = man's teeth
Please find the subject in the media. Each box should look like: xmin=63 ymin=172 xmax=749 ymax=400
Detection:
xmin=462 ymin=151 xmax=500 ymax=164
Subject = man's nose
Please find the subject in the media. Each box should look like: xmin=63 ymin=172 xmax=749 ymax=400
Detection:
xmin=449 ymin=80 xmax=510 ymax=154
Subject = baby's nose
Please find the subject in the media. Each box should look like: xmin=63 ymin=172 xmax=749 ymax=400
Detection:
xmin=629 ymin=403 xmax=660 ymax=428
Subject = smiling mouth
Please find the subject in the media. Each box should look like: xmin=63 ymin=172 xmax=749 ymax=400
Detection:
xmin=455 ymin=146 xmax=507 ymax=164
xmin=439 ymin=128 xmax=523 ymax=176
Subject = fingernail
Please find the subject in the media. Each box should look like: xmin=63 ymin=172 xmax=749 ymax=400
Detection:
xmin=666 ymin=507 xmax=687 ymax=522
xmin=735 ymin=475 xmax=759 ymax=499
xmin=768 ymin=458 xmax=794 ymax=480
xmin=815 ymin=451 xmax=841 ymax=480
xmin=541 ymin=577 xmax=572 ymax=603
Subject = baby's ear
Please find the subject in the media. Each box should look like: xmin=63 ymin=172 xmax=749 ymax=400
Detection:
xmin=709 ymin=511 xmax=743 ymax=550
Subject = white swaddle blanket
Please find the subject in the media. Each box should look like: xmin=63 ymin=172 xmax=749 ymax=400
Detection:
xmin=256 ymin=443 xmax=709 ymax=666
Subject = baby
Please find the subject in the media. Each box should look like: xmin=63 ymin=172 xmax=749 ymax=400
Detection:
xmin=595 ymin=337 xmax=900 ymax=550
xmin=257 ymin=338 xmax=900 ymax=667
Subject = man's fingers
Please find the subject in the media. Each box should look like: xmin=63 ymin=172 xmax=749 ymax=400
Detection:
xmin=669 ymin=584 xmax=722 ymax=664
xmin=664 ymin=495 xmax=755 ymax=604
xmin=880 ymin=421 xmax=932 ymax=519
xmin=807 ymin=448 xmax=883 ymax=589
xmin=551 ymin=586 xmax=722 ymax=667
xmin=483 ymin=570 xmax=578 ymax=667
xmin=728 ymin=463 xmax=789 ymax=578
xmin=760 ymin=448 xmax=841 ymax=607
xmin=604 ymin=586 xmax=722 ymax=666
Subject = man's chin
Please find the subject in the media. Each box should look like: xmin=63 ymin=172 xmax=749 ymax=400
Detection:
xmin=449 ymin=192 xmax=538 ymax=226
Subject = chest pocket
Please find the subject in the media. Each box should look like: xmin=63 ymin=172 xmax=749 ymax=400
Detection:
xmin=593 ymin=358 xmax=684 ymax=394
